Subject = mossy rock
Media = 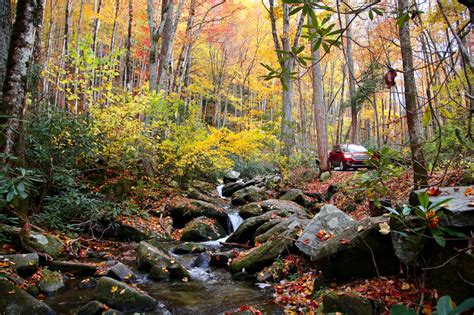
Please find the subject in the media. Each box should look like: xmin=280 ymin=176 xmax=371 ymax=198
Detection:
xmin=2 ymin=253 xmax=39 ymax=275
xmin=323 ymin=291 xmax=381 ymax=315
xmin=149 ymin=265 xmax=170 ymax=281
xmin=38 ymin=269 xmax=64 ymax=294
xmin=49 ymin=260 xmax=98 ymax=276
xmin=136 ymin=241 xmax=172 ymax=271
xmin=279 ymin=189 xmax=312 ymax=208
xmin=230 ymin=238 xmax=293 ymax=274
xmin=255 ymin=216 xmax=308 ymax=244
xmin=231 ymin=186 xmax=266 ymax=206
xmin=24 ymin=233 xmax=64 ymax=258
xmin=180 ymin=217 xmax=226 ymax=242
xmin=172 ymin=242 xmax=206 ymax=254
xmin=93 ymin=277 xmax=157 ymax=312
xmin=239 ymin=203 xmax=263 ymax=219
xmin=77 ymin=300 xmax=107 ymax=315
xmin=107 ymin=262 xmax=136 ymax=282
xmin=0 ymin=279 xmax=55 ymax=315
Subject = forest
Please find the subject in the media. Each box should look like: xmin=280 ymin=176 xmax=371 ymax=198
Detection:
xmin=0 ymin=0 xmax=473 ymax=314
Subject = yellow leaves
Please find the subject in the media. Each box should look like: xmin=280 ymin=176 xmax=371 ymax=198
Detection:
xmin=110 ymin=285 xmax=118 ymax=293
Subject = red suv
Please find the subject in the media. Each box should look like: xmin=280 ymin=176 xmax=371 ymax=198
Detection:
xmin=329 ymin=144 xmax=369 ymax=170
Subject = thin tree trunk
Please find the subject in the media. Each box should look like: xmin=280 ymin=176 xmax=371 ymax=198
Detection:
xmin=0 ymin=0 xmax=12 ymax=93
xmin=92 ymin=0 xmax=103 ymax=56
xmin=398 ymin=0 xmax=428 ymax=188
xmin=345 ymin=13 xmax=358 ymax=144
xmin=124 ymin=0 xmax=133 ymax=90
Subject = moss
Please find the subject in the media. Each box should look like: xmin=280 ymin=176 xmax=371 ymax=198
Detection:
xmin=0 ymin=279 xmax=54 ymax=315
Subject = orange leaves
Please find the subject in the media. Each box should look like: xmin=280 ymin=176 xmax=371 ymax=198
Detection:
xmin=339 ymin=238 xmax=351 ymax=245
xmin=427 ymin=187 xmax=442 ymax=196
xmin=316 ymin=229 xmax=333 ymax=241
xmin=464 ymin=187 xmax=474 ymax=196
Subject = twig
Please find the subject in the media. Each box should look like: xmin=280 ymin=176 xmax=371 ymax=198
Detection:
xmin=422 ymin=246 xmax=474 ymax=270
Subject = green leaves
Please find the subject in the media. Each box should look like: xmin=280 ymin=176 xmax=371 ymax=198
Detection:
xmin=390 ymin=296 xmax=474 ymax=315
xmin=390 ymin=304 xmax=417 ymax=315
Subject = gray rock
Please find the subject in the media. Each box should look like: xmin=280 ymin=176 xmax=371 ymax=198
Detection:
xmin=1 ymin=253 xmax=38 ymax=274
xmin=38 ymin=269 xmax=64 ymax=294
xmin=231 ymin=186 xmax=266 ymax=206
xmin=296 ymin=204 xmax=354 ymax=258
xmin=0 ymin=279 xmax=55 ymax=315
xmin=49 ymin=260 xmax=98 ymax=276
xmin=77 ymin=300 xmax=106 ymax=315
xmin=411 ymin=186 xmax=474 ymax=227
xmin=222 ymin=181 xmax=247 ymax=197
xmin=306 ymin=217 xmax=399 ymax=280
xmin=107 ymin=262 xmax=136 ymax=282
xmin=224 ymin=170 xmax=241 ymax=183
xmin=261 ymin=199 xmax=308 ymax=215
xmin=93 ymin=277 xmax=157 ymax=312
xmin=136 ymin=241 xmax=172 ymax=271
xmin=280 ymin=189 xmax=312 ymax=207
xmin=180 ymin=217 xmax=226 ymax=242
xmin=192 ymin=253 xmax=211 ymax=268
xmin=255 ymin=216 xmax=309 ymax=244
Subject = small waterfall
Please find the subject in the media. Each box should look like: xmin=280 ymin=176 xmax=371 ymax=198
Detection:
xmin=227 ymin=211 xmax=244 ymax=232
xmin=216 ymin=184 xmax=225 ymax=198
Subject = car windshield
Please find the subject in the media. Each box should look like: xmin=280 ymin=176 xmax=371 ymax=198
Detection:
xmin=348 ymin=145 xmax=367 ymax=153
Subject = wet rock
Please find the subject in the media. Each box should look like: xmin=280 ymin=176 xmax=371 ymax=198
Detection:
xmin=102 ymin=309 xmax=124 ymax=315
xmin=77 ymin=300 xmax=107 ymax=315
xmin=210 ymin=251 xmax=235 ymax=268
xmin=230 ymin=238 xmax=293 ymax=274
xmin=1 ymin=253 xmax=39 ymax=275
xmin=168 ymin=197 xmax=230 ymax=233
xmin=180 ymin=217 xmax=226 ymax=242
xmin=172 ymin=242 xmax=206 ymax=254
xmin=323 ymin=291 xmax=382 ymax=315
xmin=49 ymin=260 xmax=97 ymax=276
xmin=38 ymin=269 xmax=64 ymax=294
xmin=222 ymin=181 xmax=247 ymax=197
xmin=192 ymin=253 xmax=211 ymax=268
xmin=94 ymin=276 xmax=157 ymax=312
xmin=279 ymin=189 xmax=313 ymax=208
xmin=296 ymin=204 xmax=354 ymax=258
xmin=24 ymin=233 xmax=64 ymax=258
xmin=107 ymin=262 xmax=136 ymax=282
xmin=231 ymin=186 xmax=266 ymax=206
xmin=149 ymin=264 xmax=170 ymax=281
xmin=136 ymin=241 xmax=173 ymax=271
xmin=167 ymin=263 xmax=190 ymax=280
xmin=306 ymin=217 xmax=399 ymax=280
xmin=232 ymin=271 xmax=255 ymax=281
xmin=239 ymin=203 xmax=263 ymax=219
xmin=0 ymin=279 xmax=55 ymax=315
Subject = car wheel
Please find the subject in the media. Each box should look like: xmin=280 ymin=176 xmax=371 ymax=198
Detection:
xmin=339 ymin=161 xmax=345 ymax=171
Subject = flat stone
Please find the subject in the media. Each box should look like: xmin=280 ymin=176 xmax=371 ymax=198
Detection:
xmin=49 ymin=261 xmax=97 ymax=276
xmin=107 ymin=262 xmax=136 ymax=282
xmin=1 ymin=253 xmax=39 ymax=274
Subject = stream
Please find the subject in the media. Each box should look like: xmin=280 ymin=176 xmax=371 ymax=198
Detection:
xmin=44 ymin=186 xmax=280 ymax=314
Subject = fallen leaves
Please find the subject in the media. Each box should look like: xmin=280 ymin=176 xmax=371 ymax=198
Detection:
xmin=427 ymin=187 xmax=442 ymax=196
xmin=111 ymin=285 xmax=118 ymax=293
xmin=316 ymin=229 xmax=333 ymax=241
xmin=339 ymin=238 xmax=351 ymax=245
xmin=464 ymin=187 xmax=473 ymax=196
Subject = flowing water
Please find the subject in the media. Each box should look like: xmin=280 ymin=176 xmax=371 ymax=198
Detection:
xmin=44 ymin=186 xmax=278 ymax=314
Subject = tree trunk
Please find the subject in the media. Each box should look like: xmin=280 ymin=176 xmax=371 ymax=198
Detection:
xmin=397 ymin=0 xmax=428 ymax=188
xmin=124 ymin=0 xmax=133 ymax=90
xmin=345 ymin=13 xmax=358 ymax=144
xmin=1 ymin=0 xmax=42 ymax=158
xmin=92 ymin=0 xmax=103 ymax=56
xmin=310 ymin=18 xmax=329 ymax=172
xmin=0 ymin=0 xmax=11 ymax=93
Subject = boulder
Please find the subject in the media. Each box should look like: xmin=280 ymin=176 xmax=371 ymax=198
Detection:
xmin=261 ymin=199 xmax=308 ymax=215
xmin=93 ymin=277 xmax=157 ymax=312
xmin=222 ymin=181 xmax=247 ymax=197
xmin=323 ymin=291 xmax=382 ymax=315
xmin=167 ymin=263 xmax=190 ymax=280
xmin=1 ymin=253 xmax=39 ymax=275
xmin=136 ymin=241 xmax=172 ymax=271
xmin=296 ymin=204 xmax=354 ymax=258
xmin=210 ymin=251 xmax=236 ymax=268
xmin=24 ymin=233 xmax=64 ymax=258
xmin=239 ymin=202 xmax=263 ymax=219
xmin=49 ymin=260 xmax=98 ymax=276
xmin=231 ymin=186 xmax=266 ymax=206
xmin=189 ymin=180 xmax=216 ymax=195
xmin=226 ymin=211 xmax=287 ymax=245
xmin=224 ymin=170 xmax=241 ymax=183
xmin=279 ymin=189 xmax=313 ymax=208
xmin=192 ymin=253 xmax=211 ymax=268
xmin=255 ymin=216 xmax=309 ymax=244
xmin=230 ymin=238 xmax=293 ymax=274
xmin=108 ymin=223 xmax=152 ymax=242
xmin=305 ymin=217 xmax=399 ymax=280
xmin=411 ymin=186 xmax=474 ymax=227
xmin=0 ymin=279 xmax=55 ymax=315
xmin=38 ymin=269 xmax=64 ymax=294
xmin=168 ymin=197 xmax=230 ymax=233
xmin=107 ymin=262 xmax=136 ymax=282
xmin=149 ymin=265 xmax=170 ymax=281
xmin=180 ymin=217 xmax=226 ymax=242
xmin=77 ymin=301 xmax=107 ymax=315
xmin=172 ymin=242 xmax=206 ymax=254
